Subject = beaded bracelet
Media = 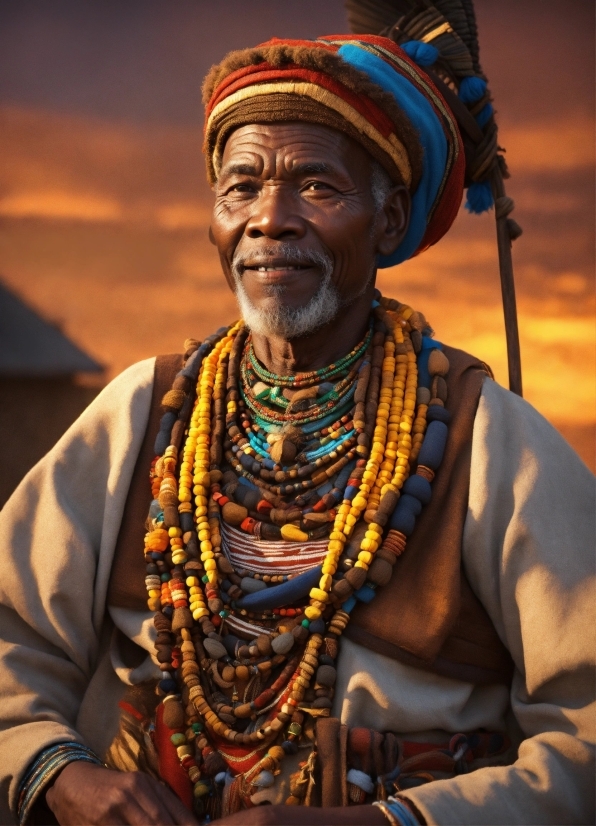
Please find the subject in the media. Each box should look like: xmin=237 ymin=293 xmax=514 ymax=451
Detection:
xmin=17 ymin=741 xmax=103 ymax=824
xmin=373 ymin=797 xmax=421 ymax=826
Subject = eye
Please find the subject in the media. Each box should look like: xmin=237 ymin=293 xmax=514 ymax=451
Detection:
xmin=302 ymin=180 xmax=335 ymax=193
xmin=219 ymin=181 xmax=257 ymax=199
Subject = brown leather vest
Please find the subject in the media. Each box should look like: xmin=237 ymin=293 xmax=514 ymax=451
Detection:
xmin=108 ymin=346 xmax=513 ymax=686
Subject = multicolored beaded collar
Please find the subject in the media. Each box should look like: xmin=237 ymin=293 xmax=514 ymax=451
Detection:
xmin=142 ymin=293 xmax=451 ymax=819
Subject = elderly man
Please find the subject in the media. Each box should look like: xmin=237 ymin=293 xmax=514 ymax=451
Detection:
xmin=0 ymin=34 xmax=594 ymax=826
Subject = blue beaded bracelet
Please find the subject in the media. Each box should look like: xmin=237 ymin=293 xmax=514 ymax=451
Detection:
xmin=17 ymin=741 xmax=103 ymax=825
xmin=387 ymin=796 xmax=421 ymax=826
xmin=373 ymin=797 xmax=420 ymax=826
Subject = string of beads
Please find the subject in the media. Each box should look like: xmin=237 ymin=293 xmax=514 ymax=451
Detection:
xmin=141 ymin=293 xmax=452 ymax=818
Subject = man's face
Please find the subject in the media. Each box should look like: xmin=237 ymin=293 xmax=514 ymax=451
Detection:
xmin=210 ymin=122 xmax=405 ymax=335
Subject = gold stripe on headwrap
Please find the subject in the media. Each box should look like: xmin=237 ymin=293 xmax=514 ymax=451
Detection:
xmin=206 ymin=80 xmax=412 ymax=188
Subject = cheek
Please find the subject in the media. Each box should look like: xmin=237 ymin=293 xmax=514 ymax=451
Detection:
xmin=210 ymin=203 xmax=246 ymax=259
xmin=319 ymin=209 xmax=376 ymax=287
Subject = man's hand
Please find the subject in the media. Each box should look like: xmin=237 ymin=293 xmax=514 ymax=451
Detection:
xmin=45 ymin=762 xmax=198 ymax=825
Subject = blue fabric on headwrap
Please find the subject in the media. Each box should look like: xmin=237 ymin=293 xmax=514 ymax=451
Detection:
xmin=401 ymin=40 xmax=439 ymax=67
xmin=337 ymin=43 xmax=448 ymax=267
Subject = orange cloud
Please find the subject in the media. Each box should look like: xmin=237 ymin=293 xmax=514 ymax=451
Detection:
xmin=502 ymin=116 xmax=594 ymax=173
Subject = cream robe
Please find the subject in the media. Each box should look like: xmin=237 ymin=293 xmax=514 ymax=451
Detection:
xmin=0 ymin=358 xmax=593 ymax=824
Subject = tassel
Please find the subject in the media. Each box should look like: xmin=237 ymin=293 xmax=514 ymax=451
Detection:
xmin=401 ymin=40 xmax=439 ymax=67
xmin=458 ymin=75 xmax=488 ymax=104
xmin=465 ymin=181 xmax=494 ymax=214
xmin=475 ymin=103 xmax=494 ymax=128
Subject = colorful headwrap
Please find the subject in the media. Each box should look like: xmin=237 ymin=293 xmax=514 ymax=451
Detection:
xmin=203 ymin=35 xmax=465 ymax=267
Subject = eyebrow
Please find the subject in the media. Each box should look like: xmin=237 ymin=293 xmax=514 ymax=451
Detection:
xmin=292 ymin=162 xmax=334 ymax=175
xmin=221 ymin=160 xmax=337 ymax=178
xmin=222 ymin=162 xmax=259 ymax=177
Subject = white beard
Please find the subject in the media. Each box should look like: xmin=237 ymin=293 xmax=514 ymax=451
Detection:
xmin=232 ymin=244 xmax=340 ymax=339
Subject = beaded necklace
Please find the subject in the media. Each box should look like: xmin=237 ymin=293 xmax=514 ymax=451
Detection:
xmin=247 ymin=325 xmax=372 ymax=389
xmin=143 ymin=294 xmax=452 ymax=820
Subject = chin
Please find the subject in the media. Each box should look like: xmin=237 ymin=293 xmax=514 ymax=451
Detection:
xmin=236 ymin=282 xmax=340 ymax=340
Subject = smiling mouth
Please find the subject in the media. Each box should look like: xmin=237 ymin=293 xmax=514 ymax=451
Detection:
xmin=250 ymin=265 xmax=310 ymax=272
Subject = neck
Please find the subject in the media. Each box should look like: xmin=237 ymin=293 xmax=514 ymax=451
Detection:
xmin=250 ymin=285 xmax=375 ymax=376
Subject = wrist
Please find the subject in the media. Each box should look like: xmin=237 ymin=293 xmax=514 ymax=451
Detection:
xmin=373 ymin=797 xmax=421 ymax=826
xmin=17 ymin=742 xmax=103 ymax=825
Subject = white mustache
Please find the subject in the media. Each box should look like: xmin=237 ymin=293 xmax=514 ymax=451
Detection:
xmin=232 ymin=244 xmax=333 ymax=280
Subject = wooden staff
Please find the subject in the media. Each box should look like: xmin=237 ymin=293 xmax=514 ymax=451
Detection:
xmin=491 ymin=170 xmax=523 ymax=396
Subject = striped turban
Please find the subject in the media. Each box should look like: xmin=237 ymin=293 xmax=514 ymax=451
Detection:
xmin=203 ymin=35 xmax=464 ymax=267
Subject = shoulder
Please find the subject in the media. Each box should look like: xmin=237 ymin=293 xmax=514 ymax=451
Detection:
xmin=66 ymin=358 xmax=157 ymax=445
xmin=474 ymin=376 xmax=593 ymax=478
xmin=467 ymin=375 xmax=594 ymax=551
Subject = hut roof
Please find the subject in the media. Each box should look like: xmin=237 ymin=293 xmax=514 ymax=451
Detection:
xmin=0 ymin=282 xmax=102 ymax=376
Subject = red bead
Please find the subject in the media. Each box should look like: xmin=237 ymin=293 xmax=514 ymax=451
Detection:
xmin=312 ymin=500 xmax=327 ymax=512
xmin=253 ymin=689 xmax=275 ymax=709
xmin=240 ymin=517 xmax=257 ymax=533
xmin=211 ymin=615 xmax=222 ymax=627
xmin=256 ymin=499 xmax=273 ymax=513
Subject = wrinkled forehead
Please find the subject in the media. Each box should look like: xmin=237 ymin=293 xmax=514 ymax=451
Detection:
xmin=218 ymin=121 xmax=372 ymax=181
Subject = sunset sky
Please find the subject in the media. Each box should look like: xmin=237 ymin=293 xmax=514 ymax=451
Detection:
xmin=0 ymin=0 xmax=594 ymax=467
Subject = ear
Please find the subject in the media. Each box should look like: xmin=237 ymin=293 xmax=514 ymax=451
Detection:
xmin=375 ymin=186 xmax=411 ymax=257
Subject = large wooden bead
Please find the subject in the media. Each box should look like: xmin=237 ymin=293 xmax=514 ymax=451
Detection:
xmin=163 ymin=698 xmax=185 ymax=729
xmin=271 ymin=632 xmax=294 ymax=655
xmin=234 ymin=703 xmax=253 ymax=718
xmin=270 ymin=439 xmax=297 ymax=464
xmin=344 ymin=567 xmax=367 ymax=589
xmin=222 ymin=665 xmax=236 ymax=682
xmin=216 ymin=556 xmax=234 ymax=575
xmin=428 ymin=349 xmax=449 ymax=377
xmin=367 ymin=558 xmax=393 ymax=587
xmin=203 ymin=638 xmax=227 ymax=660
xmin=316 ymin=665 xmax=337 ymax=687
xmin=240 ymin=577 xmax=267 ymax=594
xmin=410 ymin=329 xmax=422 ymax=353
xmin=292 ymin=625 xmax=309 ymax=643
xmin=416 ymin=387 xmax=431 ymax=405
xmin=235 ymin=665 xmax=250 ymax=681
xmin=331 ymin=579 xmax=354 ymax=601
xmin=376 ymin=490 xmax=399 ymax=520
xmin=171 ymin=607 xmax=193 ymax=632
xmin=431 ymin=375 xmax=448 ymax=402
xmin=256 ymin=634 xmax=272 ymax=656
xmin=222 ymin=502 xmax=248 ymax=526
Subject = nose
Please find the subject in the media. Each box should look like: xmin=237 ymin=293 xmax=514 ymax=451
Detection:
xmin=245 ymin=185 xmax=306 ymax=240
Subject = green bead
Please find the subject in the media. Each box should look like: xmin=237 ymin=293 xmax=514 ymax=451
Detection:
xmin=219 ymin=609 xmax=229 ymax=618
xmin=170 ymin=733 xmax=186 ymax=746
xmin=301 ymin=619 xmax=310 ymax=628
xmin=160 ymin=573 xmax=171 ymax=582
xmin=202 ymin=575 xmax=209 ymax=583
xmin=192 ymin=722 xmax=203 ymax=733
xmin=288 ymin=722 xmax=302 ymax=736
